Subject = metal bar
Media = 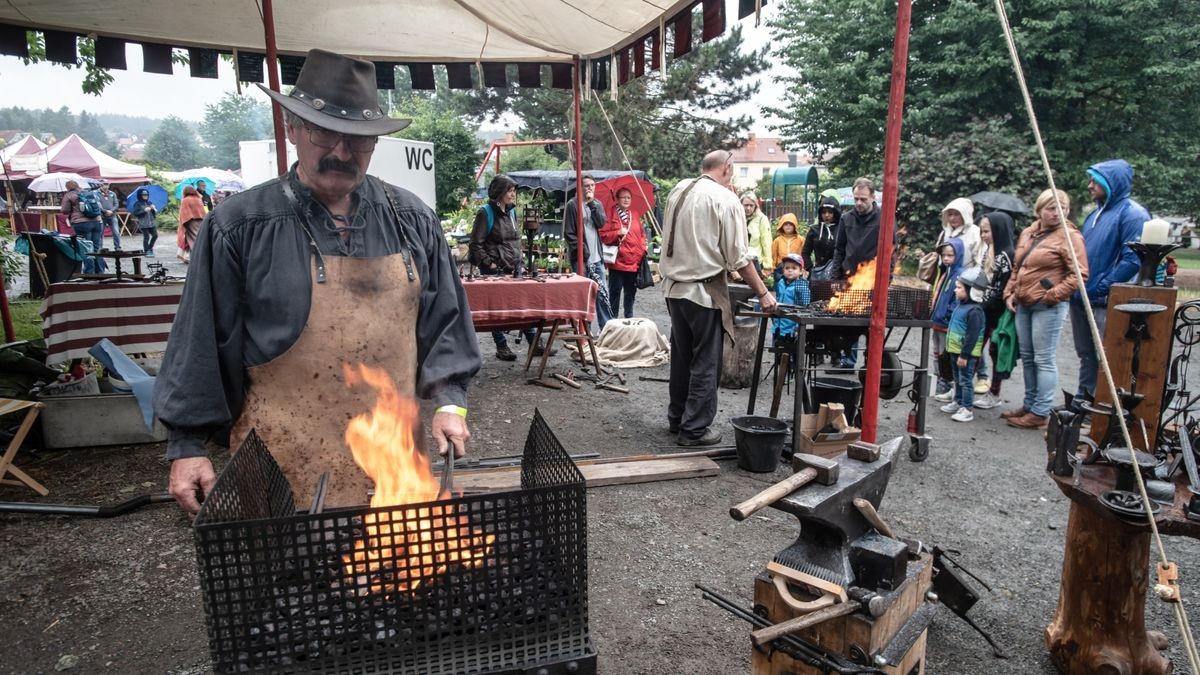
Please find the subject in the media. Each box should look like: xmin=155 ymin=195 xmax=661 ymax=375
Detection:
xmin=573 ymin=56 xmax=586 ymax=274
xmin=0 ymin=493 xmax=174 ymax=517
xmin=793 ymin=322 xmax=807 ymax=458
xmin=747 ymin=314 xmax=770 ymax=415
xmin=916 ymin=325 xmax=931 ymax=437
xmin=260 ymin=0 xmax=287 ymax=176
xmin=862 ymin=0 xmax=914 ymax=444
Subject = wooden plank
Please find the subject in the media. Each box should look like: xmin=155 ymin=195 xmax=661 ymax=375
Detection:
xmin=454 ymin=456 xmax=719 ymax=491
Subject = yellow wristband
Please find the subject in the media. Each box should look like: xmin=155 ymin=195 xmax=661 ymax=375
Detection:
xmin=436 ymin=405 xmax=468 ymax=420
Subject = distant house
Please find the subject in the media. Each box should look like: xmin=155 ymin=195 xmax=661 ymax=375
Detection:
xmin=730 ymin=134 xmax=790 ymax=191
xmin=121 ymin=144 xmax=146 ymax=162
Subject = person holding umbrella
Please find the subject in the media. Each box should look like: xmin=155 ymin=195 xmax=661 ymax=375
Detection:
xmin=600 ymin=187 xmax=648 ymax=318
xmin=131 ymin=187 xmax=159 ymax=256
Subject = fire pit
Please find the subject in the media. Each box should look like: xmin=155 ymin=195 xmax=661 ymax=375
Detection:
xmin=193 ymin=411 xmax=594 ymax=674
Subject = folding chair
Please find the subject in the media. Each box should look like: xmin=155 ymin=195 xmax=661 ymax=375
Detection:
xmin=0 ymin=398 xmax=48 ymax=496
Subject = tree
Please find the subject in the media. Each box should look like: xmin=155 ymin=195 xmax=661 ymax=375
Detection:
xmin=145 ymin=116 xmax=201 ymax=170
xmin=392 ymin=99 xmax=480 ymax=215
xmin=199 ymin=93 xmax=273 ymax=169
xmin=769 ymin=0 xmax=1200 ymax=218
xmin=76 ymin=111 xmax=108 ymax=148
xmin=499 ymin=143 xmax=570 ymax=172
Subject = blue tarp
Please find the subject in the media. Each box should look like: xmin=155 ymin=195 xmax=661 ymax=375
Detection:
xmin=15 ymin=232 xmax=90 ymax=262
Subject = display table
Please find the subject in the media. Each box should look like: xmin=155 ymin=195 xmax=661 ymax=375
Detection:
xmin=463 ymin=274 xmax=597 ymax=332
xmin=40 ymin=281 xmax=185 ymax=364
xmin=16 ymin=208 xmax=70 ymax=234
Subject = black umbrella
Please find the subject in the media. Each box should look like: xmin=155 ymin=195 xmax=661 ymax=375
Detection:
xmin=970 ymin=191 xmax=1029 ymax=215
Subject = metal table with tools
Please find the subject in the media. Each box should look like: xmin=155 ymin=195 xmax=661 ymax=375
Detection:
xmin=740 ymin=280 xmax=934 ymax=462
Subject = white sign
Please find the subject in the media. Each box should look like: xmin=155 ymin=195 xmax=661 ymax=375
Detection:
xmin=238 ymin=136 xmax=437 ymax=209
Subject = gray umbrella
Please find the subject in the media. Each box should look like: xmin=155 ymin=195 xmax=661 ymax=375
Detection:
xmin=969 ymin=191 xmax=1029 ymax=215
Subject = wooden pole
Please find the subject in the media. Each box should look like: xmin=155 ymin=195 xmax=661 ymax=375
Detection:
xmin=861 ymin=0 xmax=912 ymax=444
xmin=573 ymin=56 xmax=586 ymax=274
xmin=261 ymin=0 xmax=288 ymax=176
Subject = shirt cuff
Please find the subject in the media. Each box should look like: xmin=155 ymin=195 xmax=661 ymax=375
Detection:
xmin=432 ymin=382 xmax=468 ymax=409
xmin=165 ymin=429 xmax=210 ymax=461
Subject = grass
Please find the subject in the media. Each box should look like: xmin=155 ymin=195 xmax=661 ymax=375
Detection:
xmin=1173 ymin=246 xmax=1200 ymax=270
xmin=7 ymin=299 xmax=43 ymax=342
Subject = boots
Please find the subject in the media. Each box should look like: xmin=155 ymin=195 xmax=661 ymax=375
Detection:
xmin=495 ymin=344 xmax=517 ymax=361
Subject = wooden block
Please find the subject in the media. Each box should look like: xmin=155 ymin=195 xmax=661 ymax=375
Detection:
xmin=454 ymin=456 xmax=719 ymax=491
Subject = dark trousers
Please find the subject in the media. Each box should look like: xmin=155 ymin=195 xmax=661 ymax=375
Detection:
xmin=141 ymin=227 xmax=158 ymax=253
xmin=608 ymin=269 xmax=638 ymax=318
xmin=667 ymin=298 xmax=724 ymax=438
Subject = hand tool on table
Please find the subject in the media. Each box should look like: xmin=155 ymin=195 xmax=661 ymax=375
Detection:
xmin=729 ymin=453 xmax=839 ymax=521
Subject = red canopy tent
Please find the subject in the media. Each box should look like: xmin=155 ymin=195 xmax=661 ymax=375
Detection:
xmin=9 ymin=134 xmax=148 ymax=183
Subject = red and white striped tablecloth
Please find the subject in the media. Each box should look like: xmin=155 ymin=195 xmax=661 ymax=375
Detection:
xmin=464 ymin=274 xmax=597 ymax=332
xmin=40 ymin=281 xmax=185 ymax=364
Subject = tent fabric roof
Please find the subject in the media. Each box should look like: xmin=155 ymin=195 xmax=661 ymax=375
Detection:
xmin=9 ymin=134 xmax=147 ymax=182
xmin=507 ymin=170 xmax=652 ymax=194
xmin=0 ymin=0 xmax=698 ymax=63
xmin=1 ymin=135 xmax=46 ymax=165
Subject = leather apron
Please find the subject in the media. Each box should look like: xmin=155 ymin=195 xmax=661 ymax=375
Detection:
xmin=229 ymin=222 xmax=420 ymax=509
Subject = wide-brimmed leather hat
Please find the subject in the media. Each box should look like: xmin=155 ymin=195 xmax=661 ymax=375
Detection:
xmin=257 ymin=49 xmax=410 ymax=137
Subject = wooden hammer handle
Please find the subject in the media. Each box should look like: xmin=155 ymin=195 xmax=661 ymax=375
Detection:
xmin=750 ymin=600 xmax=861 ymax=646
xmin=853 ymin=497 xmax=896 ymax=538
xmin=730 ymin=468 xmax=817 ymax=521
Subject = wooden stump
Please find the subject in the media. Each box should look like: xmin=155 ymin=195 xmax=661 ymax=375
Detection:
xmin=1045 ymin=501 xmax=1171 ymax=675
xmin=721 ymin=318 xmax=762 ymax=389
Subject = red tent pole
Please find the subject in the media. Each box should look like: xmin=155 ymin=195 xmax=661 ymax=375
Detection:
xmin=0 ymin=272 xmax=14 ymax=343
xmin=262 ymin=0 xmax=288 ymax=176
xmin=573 ymin=56 xmax=585 ymax=274
xmin=861 ymin=0 xmax=913 ymax=444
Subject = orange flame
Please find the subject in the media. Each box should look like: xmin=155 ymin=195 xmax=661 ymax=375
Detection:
xmin=828 ymin=259 xmax=877 ymax=314
xmin=340 ymin=363 xmax=494 ymax=595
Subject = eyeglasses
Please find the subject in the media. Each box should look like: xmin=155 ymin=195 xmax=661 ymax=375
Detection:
xmin=302 ymin=123 xmax=378 ymax=153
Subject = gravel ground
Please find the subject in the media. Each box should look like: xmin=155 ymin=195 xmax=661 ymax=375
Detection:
xmin=1 ymin=276 xmax=1198 ymax=674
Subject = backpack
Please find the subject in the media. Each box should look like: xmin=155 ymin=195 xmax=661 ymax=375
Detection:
xmin=77 ymin=189 xmax=102 ymax=218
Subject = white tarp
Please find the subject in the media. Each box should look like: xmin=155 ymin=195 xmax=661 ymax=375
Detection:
xmin=0 ymin=0 xmax=696 ymax=62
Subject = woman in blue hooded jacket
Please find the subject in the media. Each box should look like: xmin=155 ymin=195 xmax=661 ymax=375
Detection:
xmin=131 ymin=188 xmax=159 ymax=256
xmin=930 ymin=237 xmax=966 ymax=400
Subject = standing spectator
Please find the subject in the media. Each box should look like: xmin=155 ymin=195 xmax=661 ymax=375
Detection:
xmin=177 ymin=186 xmax=207 ymax=263
xmin=131 ymin=188 xmax=159 ymax=256
xmin=773 ymin=254 xmax=811 ymax=336
xmin=771 ymin=213 xmax=805 ymax=268
xmin=974 ymin=212 xmax=1016 ymax=409
xmin=469 ymin=174 xmax=542 ymax=361
xmin=939 ymin=197 xmax=981 ymax=263
xmin=1070 ymin=159 xmax=1149 ymax=403
xmin=830 ymin=177 xmax=886 ymax=279
xmin=60 ymin=180 xmax=106 ymax=273
xmin=96 ymin=180 xmax=123 ymax=251
xmin=741 ymin=191 xmax=773 ymax=277
xmin=930 ymin=238 xmax=967 ymax=401
xmin=600 ymin=187 xmax=648 ymax=318
xmin=660 ymin=150 xmax=776 ymax=446
xmin=196 ymin=180 xmax=215 ymax=211
xmin=803 ymin=196 xmax=841 ymax=279
xmin=940 ymin=268 xmax=989 ymax=422
xmin=1003 ymin=188 xmax=1088 ymax=429
xmin=563 ymin=174 xmax=612 ymax=330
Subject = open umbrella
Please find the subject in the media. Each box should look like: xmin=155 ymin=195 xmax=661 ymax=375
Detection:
xmin=215 ymin=178 xmax=246 ymax=193
xmin=594 ymin=174 xmax=656 ymax=216
xmin=27 ymin=172 xmax=89 ymax=193
xmin=125 ymin=185 xmax=169 ymax=212
xmin=969 ymin=191 xmax=1029 ymax=215
xmin=175 ymin=175 xmax=219 ymax=198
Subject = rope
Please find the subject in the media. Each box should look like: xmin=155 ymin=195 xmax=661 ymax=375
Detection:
xmin=587 ymin=88 xmax=661 ymax=237
xmin=992 ymin=0 xmax=1200 ymax=668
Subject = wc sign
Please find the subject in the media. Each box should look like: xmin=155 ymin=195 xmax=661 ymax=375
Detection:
xmin=239 ymin=137 xmax=437 ymax=209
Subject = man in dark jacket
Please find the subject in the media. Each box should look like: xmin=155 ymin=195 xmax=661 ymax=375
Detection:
xmin=830 ymin=177 xmax=886 ymax=279
xmin=1069 ymin=159 xmax=1150 ymax=400
xmin=96 ymin=180 xmax=122 ymax=251
xmin=563 ymin=174 xmax=612 ymax=330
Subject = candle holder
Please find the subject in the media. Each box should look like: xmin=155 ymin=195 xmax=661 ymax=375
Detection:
xmin=1126 ymin=241 xmax=1181 ymax=286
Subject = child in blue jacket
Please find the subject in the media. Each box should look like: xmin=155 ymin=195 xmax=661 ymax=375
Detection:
xmin=931 ymin=238 xmax=965 ymax=402
xmin=773 ymin=254 xmax=811 ymax=340
xmin=942 ymin=267 xmax=988 ymax=422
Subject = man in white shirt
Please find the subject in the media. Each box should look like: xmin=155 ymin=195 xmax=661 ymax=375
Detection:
xmin=660 ymin=150 xmax=777 ymax=446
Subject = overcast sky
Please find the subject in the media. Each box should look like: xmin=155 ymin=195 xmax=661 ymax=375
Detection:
xmin=0 ymin=3 xmax=790 ymax=136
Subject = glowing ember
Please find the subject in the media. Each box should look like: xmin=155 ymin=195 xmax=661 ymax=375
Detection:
xmin=828 ymin=259 xmax=877 ymax=314
xmin=341 ymin=363 xmax=494 ymax=595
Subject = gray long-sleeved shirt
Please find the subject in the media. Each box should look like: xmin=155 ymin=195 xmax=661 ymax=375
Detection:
xmin=153 ymin=167 xmax=481 ymax=460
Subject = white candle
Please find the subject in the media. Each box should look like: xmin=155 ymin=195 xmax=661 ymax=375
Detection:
xmin=1141 ymin=218 xmax=1170 ymax=245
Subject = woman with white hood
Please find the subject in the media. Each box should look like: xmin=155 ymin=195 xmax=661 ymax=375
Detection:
xmin=940 ymin=197 xmax=981 ymax=263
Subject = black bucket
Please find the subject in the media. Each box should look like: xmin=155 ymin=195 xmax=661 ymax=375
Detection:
xmin=730 ymin=416 xmax=788 ymax=473
xmin=810 ymin=376 xmax=863 ymax=424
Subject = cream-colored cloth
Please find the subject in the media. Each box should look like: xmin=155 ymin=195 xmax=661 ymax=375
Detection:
xmin=660 ymin=175 xmax=751 ymax=309
xmin=592 ymin=318 xmax=670 ymax=368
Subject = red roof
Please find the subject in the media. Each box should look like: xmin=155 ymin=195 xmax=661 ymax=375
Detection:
xmin=731 ymin=134 xmax=788 ymax=165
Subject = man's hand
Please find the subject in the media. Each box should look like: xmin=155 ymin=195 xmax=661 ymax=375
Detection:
xmin=729 ymin=270 xmax=743 ymax=282
xmin=759 ymin=291 xmax=778 ymax=313
xmin=957 ymin=356 xmax=967 ymax=368
xmin=431 ymin=410 xmax=470 ymax=459
xmin=169 ymin=457 xmax=217 ymax=515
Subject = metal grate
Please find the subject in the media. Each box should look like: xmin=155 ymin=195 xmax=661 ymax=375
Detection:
xmin=805 ymin=281 xmax=932 ymax=320
xmin=193 ymin=410 xmax=593 ymax=675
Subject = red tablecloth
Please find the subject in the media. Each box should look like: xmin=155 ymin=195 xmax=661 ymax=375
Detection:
xmin=40 ymin=281 xmax=185 ymax=364
xmin=13 ymin=211 xmax=71 ymax=234
xmin=464 ymin=274 xmax=598 ymax=331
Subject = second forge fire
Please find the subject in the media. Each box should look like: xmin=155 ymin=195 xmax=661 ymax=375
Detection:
xmin=341 ymin=363 xmax=495 ymax=596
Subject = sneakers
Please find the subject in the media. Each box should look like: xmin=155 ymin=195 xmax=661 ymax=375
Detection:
xmin=1000 ymin=406 xmax=1028 ymax=420
xmin=495 ymin=344 xmax=517 ymax=361
xmin=951 ymin=407 xmax=974 ymax=423
xmin=940 ymin=400 xmax=961 ymax=414
xmin=933 ymin=390 xmax=954 ymax=403
xmin=973 ymin=392 xmax=1000 ymax=410
xmin=837 ymin=357 xmax=856 ymax=370
xmin=677 ymin=428 xmax=723 ymax=446
xmin=1007 ymin=412 xmax=1048 ymax=429
xmin=974 ymin=378 xmax=991 ymax=394
xmin=144 ymin=250 xmax=155 ymax=257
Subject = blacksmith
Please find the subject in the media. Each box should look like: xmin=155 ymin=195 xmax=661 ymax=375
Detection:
xmin=660 ymin=150 xmax=777 ymax=446
xmin=154 ymin=49 xmax=480 ymax=514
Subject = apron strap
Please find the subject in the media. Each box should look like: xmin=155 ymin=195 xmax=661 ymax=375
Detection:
xmin=664 ymin=176 xmax=706 ymax=258
xmin=280 ymin=180 xmax=327 ymax=284
xmin=378 ymin=180 xmax=417 ymax=283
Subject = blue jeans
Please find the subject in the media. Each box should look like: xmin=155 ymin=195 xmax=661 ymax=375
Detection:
xmin=72 ymin=220 xmax=107 ymax=274
xmin=1069 ymin=303 xmax=1107 ymax=399
xmin=1015 ymin=302 xmax=1069 ymax=416
xmin=102 ymin=214 xmax=122 ymax=250
xmin=952 ymin=355 xmax=978 ymax=409
xmin=141 ymin=227 xmax=158 ymax=253
xmin=575 ymin=260 xmax=612 ymax=331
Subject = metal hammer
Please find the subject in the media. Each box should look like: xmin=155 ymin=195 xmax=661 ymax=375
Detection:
xmin=730 ymin=453 xmax=839 ymax=521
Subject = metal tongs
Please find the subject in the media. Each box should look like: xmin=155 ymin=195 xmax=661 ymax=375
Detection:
xmin=440 ymin=451 xmax=455 ymax=495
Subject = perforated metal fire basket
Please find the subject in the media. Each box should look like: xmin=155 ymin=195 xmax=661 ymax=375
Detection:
xmin=193 ymin=410 xmax=594 ymax=675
